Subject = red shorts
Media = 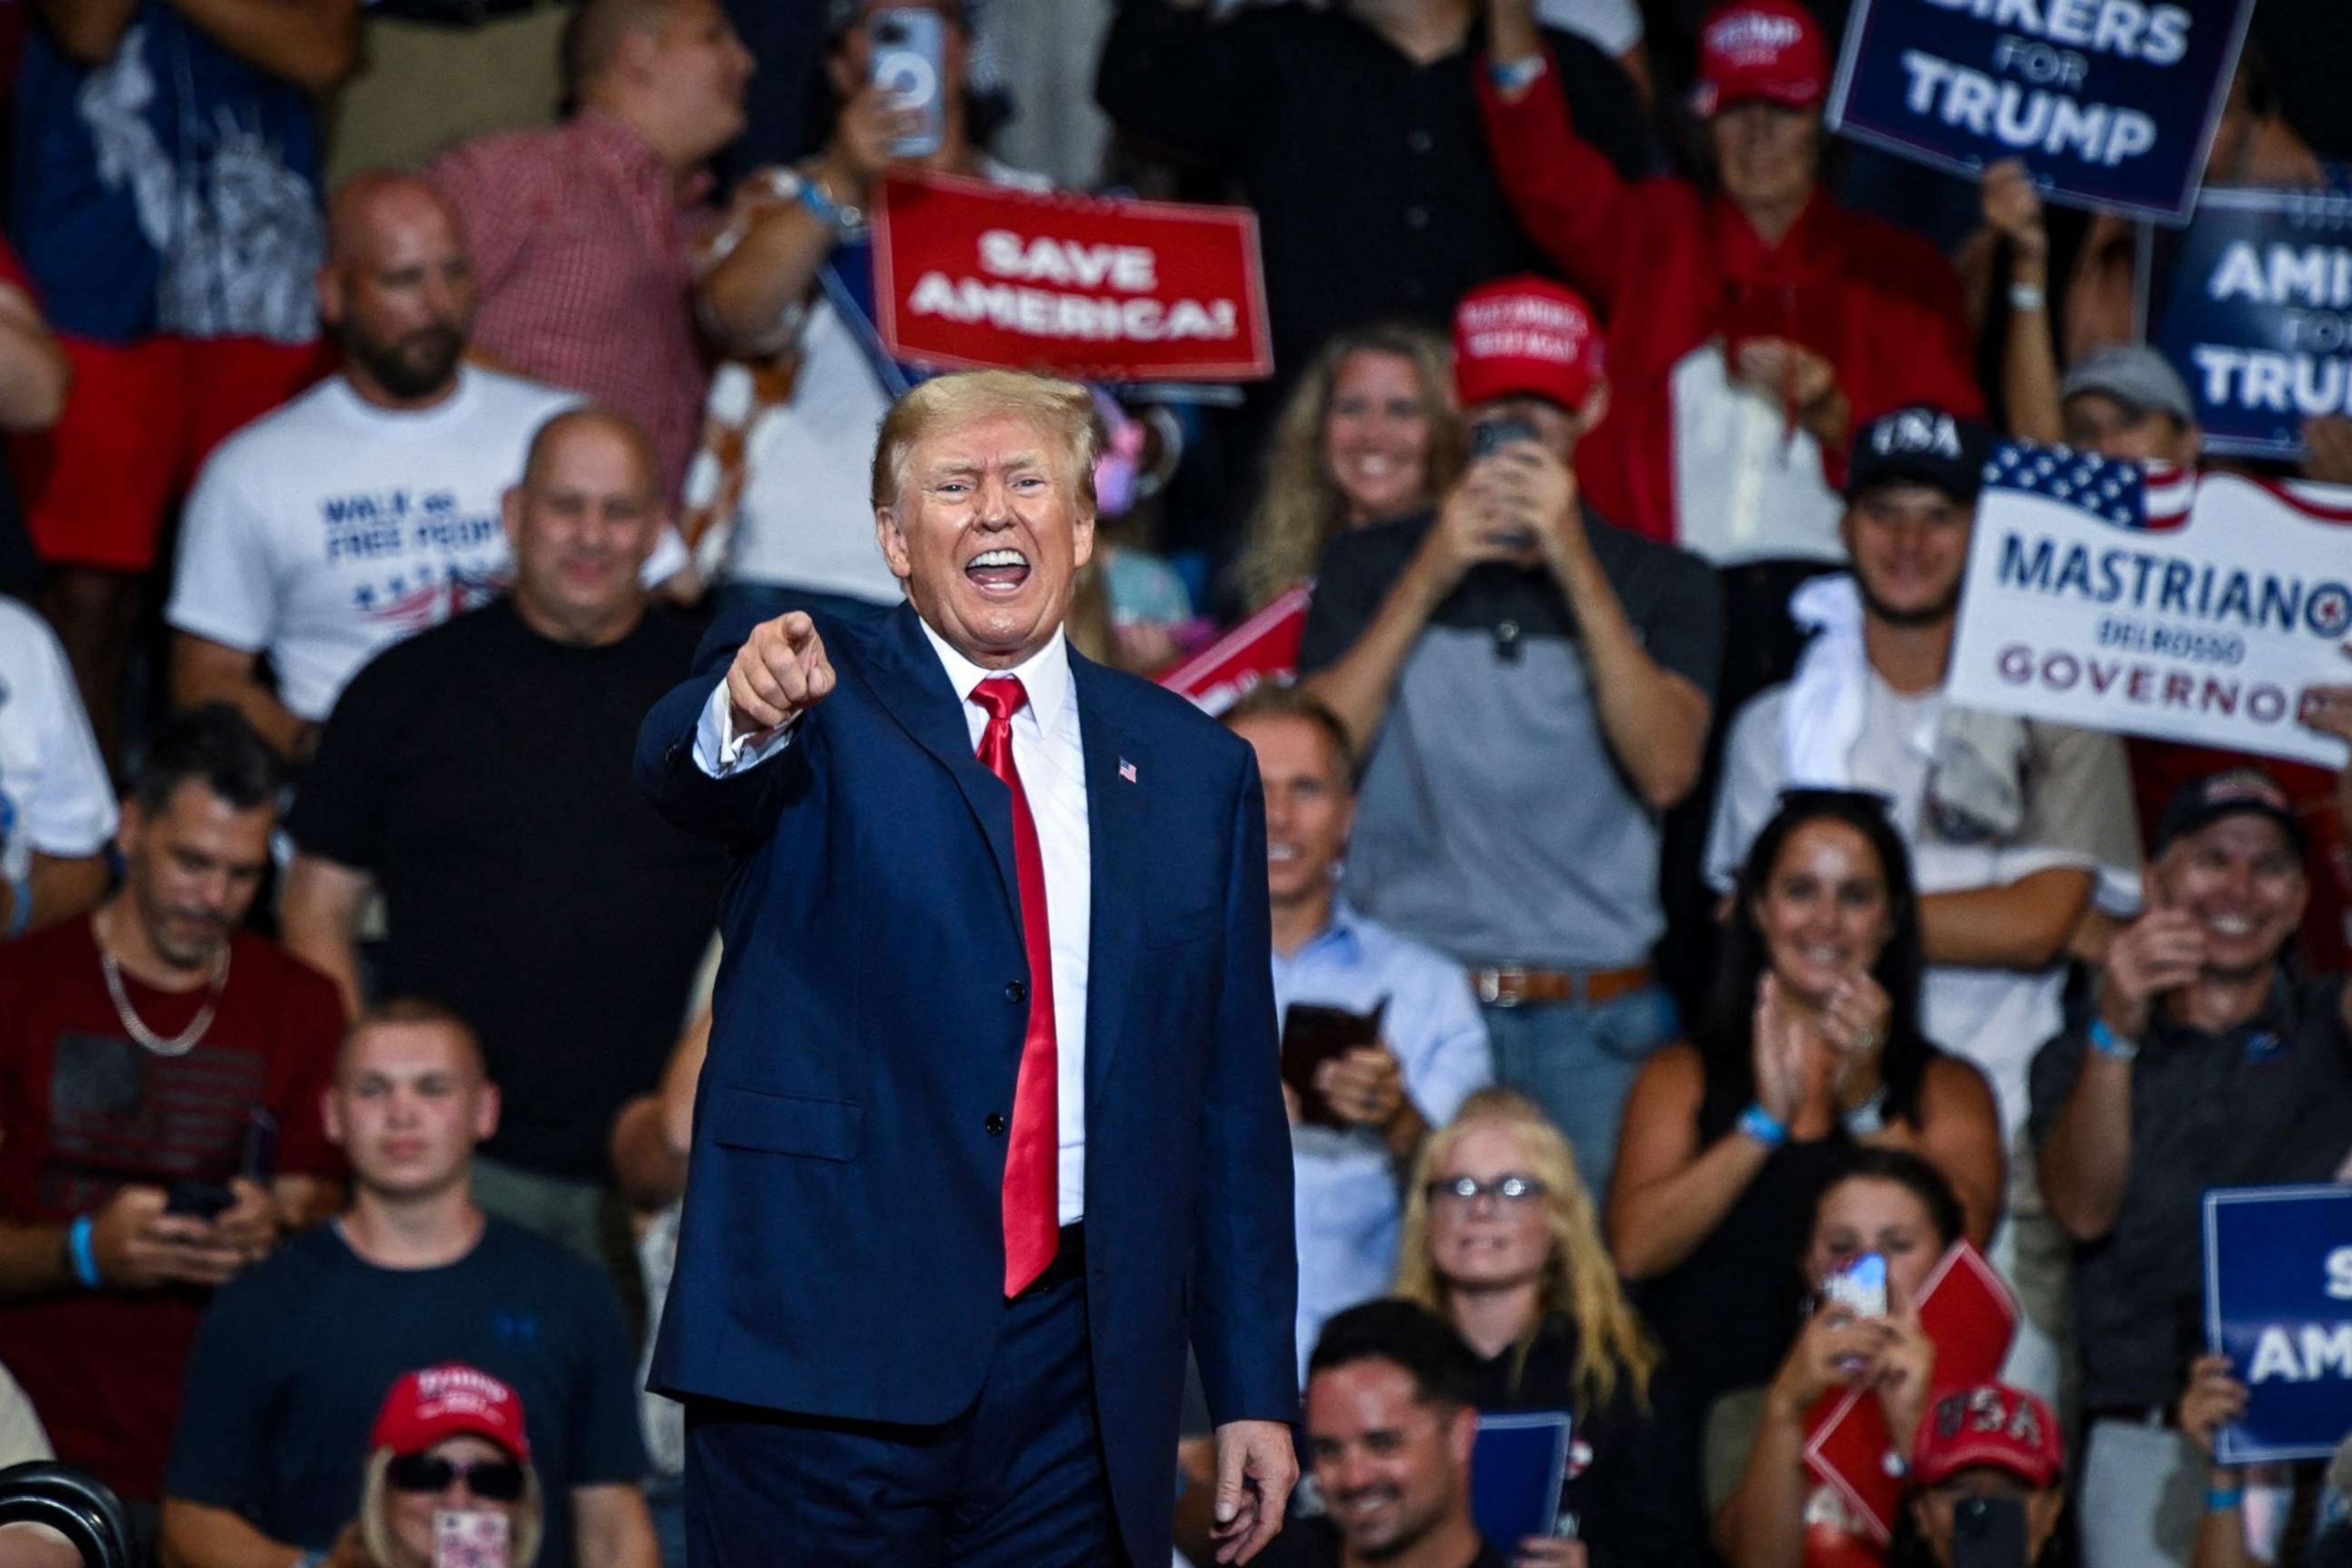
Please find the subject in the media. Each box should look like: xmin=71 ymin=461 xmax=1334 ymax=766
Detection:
xmin=15 ymin=334 xmax=332 ymax=572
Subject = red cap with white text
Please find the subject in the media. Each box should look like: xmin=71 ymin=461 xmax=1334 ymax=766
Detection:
xmin=1913 ymin=1384 xmax=2062 ymax=1490
xmin=1691 ymin=0 xmax=1829 ymax=117
xmin=370 ymin=1364 xmax=532 ymax=1462
xmin=1452 ymin=276 xmax=1605 ymax=413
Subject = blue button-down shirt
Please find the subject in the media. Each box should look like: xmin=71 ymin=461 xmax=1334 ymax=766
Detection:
xmin=1274 ymin=901 xmax=1491 ymax=1383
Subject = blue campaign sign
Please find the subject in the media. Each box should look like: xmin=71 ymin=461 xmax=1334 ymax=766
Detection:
xmin=1826 ymin=0 xmax=2256 ymax=224
xmin=2155 ymin=184 xmax=2352 ymax=459
xmin=2203 ymin=1184 xmax=2352 ymax=1465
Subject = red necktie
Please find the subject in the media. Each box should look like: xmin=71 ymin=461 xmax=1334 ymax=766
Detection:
xmin=971 ymin=677 xmax=1060 ymax=1295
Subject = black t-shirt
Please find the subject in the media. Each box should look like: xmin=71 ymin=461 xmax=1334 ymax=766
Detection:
xmin=165 ymin=1218 xmax=647 ymax=1568
xmin=1465 ymin=1314 xmax=1701 ymax=1568
xmin=1096 ymin=5 xmax=1655 ymax=376
xmin=286 ymin=599 xmax=725 ymax=1177
xmin=1255 ymin=1516 xmax=1510 ymax=1568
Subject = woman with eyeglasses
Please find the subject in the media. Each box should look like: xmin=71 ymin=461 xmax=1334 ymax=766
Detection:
xmin=1713 ymin=1148 xmax=1967 ymax=1567
xmin=1608 ymin=791 xmax=2001 ymax=1430
xmin=1394 ymin=1089 xmax=1697 ymax=1567
xmin=322 ymin=1365 xmax=543 ymax=1568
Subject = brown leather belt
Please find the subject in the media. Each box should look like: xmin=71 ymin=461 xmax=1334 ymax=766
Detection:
xmin=1468 ymin=964 xmax=1653 ymax=1008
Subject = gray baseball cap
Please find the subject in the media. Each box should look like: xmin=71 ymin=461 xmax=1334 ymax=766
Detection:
xmin=2059 ymin=345 xmax=2196 ymax=424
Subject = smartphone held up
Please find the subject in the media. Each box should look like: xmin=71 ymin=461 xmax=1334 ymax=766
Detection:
xmin=869 ymin=8 xmax=946 ymax=159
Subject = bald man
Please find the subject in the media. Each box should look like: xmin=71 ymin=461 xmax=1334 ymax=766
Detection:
xmin=166 ymin=171 xmax=688 ymax=763
xmin=280 ymin=407 xmax=727 ymax=1263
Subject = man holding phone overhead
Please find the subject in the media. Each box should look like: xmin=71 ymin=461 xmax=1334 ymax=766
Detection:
xmin=1299 ymin=276 xmax=1720 ymax=1202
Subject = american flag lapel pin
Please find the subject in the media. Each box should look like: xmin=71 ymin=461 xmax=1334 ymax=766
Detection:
xmin=1119 ymin=758 xmax=1138 ymax=784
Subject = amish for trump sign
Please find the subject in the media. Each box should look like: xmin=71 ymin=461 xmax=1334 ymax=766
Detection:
xmin=872 ymin=172 xmax=1273 ymax=382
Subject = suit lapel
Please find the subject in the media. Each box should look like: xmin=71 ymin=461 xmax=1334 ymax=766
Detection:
xmin=1073 ymin=652 xmax=1148 ymax=1109
xmin=862 ymin=603 xmax=1021 ymax=928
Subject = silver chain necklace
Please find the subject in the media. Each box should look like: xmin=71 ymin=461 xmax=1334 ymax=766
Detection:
xmin=98 ymin=928 xmax=230 ymax=1058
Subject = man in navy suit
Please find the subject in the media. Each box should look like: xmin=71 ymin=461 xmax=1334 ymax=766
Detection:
xmin=635 ymin=370 xmax=1299 ymax=1565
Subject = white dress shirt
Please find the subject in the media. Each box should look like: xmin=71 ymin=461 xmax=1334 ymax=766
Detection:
xmin=693 ymin=621 xmax=1093 ymax=1223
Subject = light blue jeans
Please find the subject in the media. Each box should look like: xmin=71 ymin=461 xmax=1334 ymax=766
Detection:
xmin=1481 ymin=985 xmax=1677 ymax=1204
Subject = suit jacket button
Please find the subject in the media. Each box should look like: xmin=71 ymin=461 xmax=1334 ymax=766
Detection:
xmin=985 ymin=1114 xmax=1007 ymax=1136
xmin=1005 ymin=981 xmax=1026 ymax=1003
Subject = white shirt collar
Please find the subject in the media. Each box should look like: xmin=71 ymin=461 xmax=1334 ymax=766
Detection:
xmin=916 ymin=617 xmax=1075 ymax=736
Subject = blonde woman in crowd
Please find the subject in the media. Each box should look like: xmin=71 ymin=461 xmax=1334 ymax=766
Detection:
xmin=1395 ymin=1089 xmax=1696 ymax=1566
xmin=1235 ymin=323 xmax=1465 ymax=612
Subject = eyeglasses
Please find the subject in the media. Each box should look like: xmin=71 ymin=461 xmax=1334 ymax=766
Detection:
xmin=386 ymin=1453 xmax=526 ymax=1501
xmin=1425 ymin=1174 xmax=1547 ymax=1208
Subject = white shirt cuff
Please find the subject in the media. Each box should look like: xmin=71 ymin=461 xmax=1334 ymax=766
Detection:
xmin=692 ymin=681 xmax=798 ymax=776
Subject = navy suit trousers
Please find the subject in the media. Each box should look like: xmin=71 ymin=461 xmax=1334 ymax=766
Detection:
xmin=683 ymin=1265 xmax=1125 ymax=1566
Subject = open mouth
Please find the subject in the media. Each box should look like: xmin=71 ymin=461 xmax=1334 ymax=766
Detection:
xmin=965 ymin=547 xmax=1032 ymax=594
xmin=1267 ymin=842 xmax=1302 ymax=864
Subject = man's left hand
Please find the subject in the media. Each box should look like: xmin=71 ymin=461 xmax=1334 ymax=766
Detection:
xmin=1315 ymin=1045 xmax=1406 ymax=1129
xmin=2302 ymin=680 xmax=2352 ymax=748
xmin=1209 ymin=1418 xmax=1297 ymax=1564
xmin=207 ymin=1177 xmax=280 ymax=1267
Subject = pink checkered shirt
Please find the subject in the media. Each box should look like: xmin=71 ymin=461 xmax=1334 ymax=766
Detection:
xmin=431 ymin=109 xmax=717 ymax=501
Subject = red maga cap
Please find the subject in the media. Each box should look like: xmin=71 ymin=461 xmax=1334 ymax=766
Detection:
xmin=1914 ymin=1383 xmax=2062 ymax=1490
xmin=1692 ymin=0 xmax=1828 ymax=117
xmin=1452 ymin=276 xmax=1604 ymax=413
xmin=369 ymin=1364 xmax=531 ymax=1463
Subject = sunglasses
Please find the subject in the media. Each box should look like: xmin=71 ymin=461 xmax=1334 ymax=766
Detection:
xmin=386 ymin=1452 xmax=525 ymax=1502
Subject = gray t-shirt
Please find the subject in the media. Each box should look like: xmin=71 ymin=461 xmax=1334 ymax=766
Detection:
xmin=1298 ymin=508 xmax=1720 ymax=969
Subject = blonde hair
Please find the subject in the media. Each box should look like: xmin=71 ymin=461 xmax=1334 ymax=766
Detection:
xmin=1395 ymin=1089 xmax=1659 ymax=1414
xmin=359 ymin=1447 xmax=545 ymax=1568
xmin=1236 ymin=323 xmax=1464 ymax=612
xmin=871 ymin=370 xmax=1102 ymax=512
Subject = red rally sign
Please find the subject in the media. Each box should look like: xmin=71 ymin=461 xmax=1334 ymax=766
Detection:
xmin=872 ymin=172 xmax=1273 ymax=382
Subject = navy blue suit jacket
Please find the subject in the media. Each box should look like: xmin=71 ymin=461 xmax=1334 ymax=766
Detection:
xmin=635 ymin=603 xmax=1298 ymax=1559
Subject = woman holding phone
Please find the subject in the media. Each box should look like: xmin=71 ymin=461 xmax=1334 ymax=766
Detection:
xmin=1396 ymin=1089 xmax=1697 ymax=1567
xmin=1713 ymin=1148 xmax=1962 ymax=1566
xmin=318 ymin=1367 xmax=544 ymax=1568
xmin=1609 ymin=790 xmax=2001 ymax=1426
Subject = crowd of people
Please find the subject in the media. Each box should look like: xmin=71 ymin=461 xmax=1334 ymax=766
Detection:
xmin=0 ymin=0 xmax=2348 ymax=1563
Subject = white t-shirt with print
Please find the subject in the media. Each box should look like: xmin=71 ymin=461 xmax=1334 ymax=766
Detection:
xmin=168 ymin=368 xmax=688 ymax=723
xmin=0 ymin=596 xmax=116 ymax=885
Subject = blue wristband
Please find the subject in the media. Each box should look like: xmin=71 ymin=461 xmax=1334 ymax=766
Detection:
xmin=2206 ymin=1488 xmax=2244 ymax=1514
xmin=2089 ymin=1018 xmax=2141 ymax=1062
xmin=67 ymin=1214 xmax=100 ymax=1289
xmin=1738 ymin=1102 xmax=1789 ymax=1149
xmin=3 ymin=870 xmax=30 ymax=939
xmin=1488 ymin=54 xmax=1547 ymax=92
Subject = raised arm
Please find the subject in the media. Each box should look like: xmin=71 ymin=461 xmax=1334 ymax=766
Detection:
xmin=1980 ymin=160 xmax=2062 ymax=444
xmin=635 ymin=609 xmax=828 ymax=847
xmin=1507 ymin=449 xmax=1715 ymax=809
xmin=1475 ymin=0 xmax=1641 ymax=311
xmin=1301 ymin=486 xmax=1538 ymax=755
xmin=2036 ymin=905 xmax=2195 ymax=1240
